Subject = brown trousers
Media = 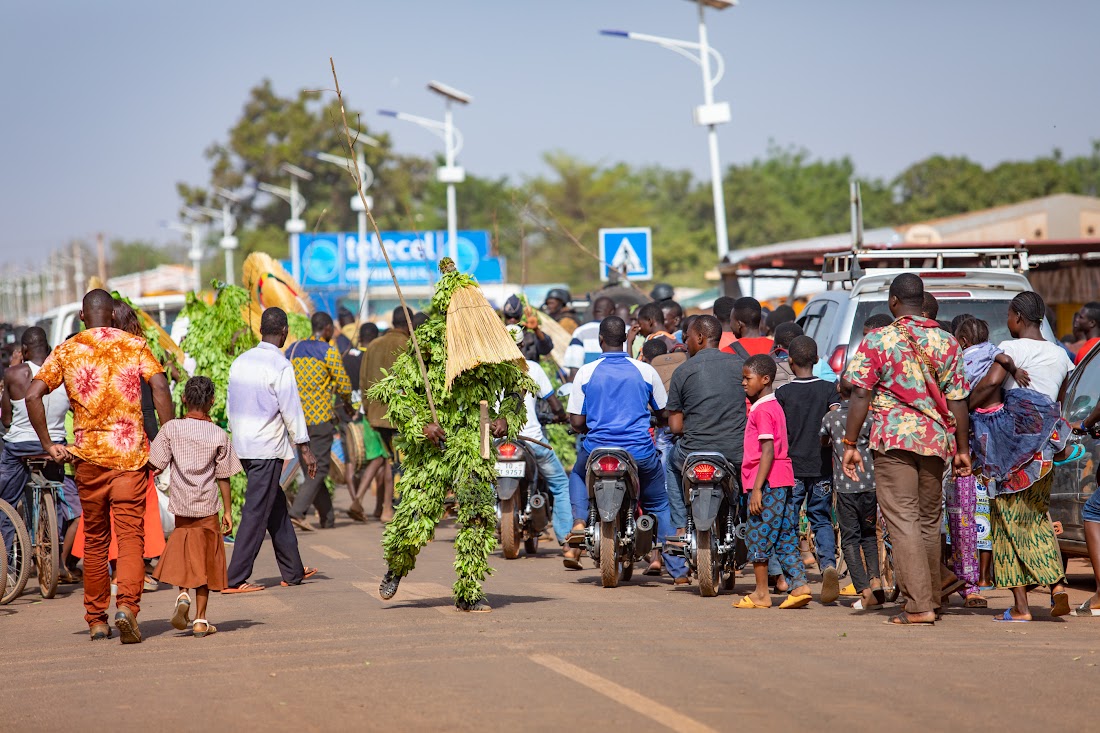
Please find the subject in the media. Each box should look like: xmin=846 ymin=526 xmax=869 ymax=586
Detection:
xmin=75 ymin=462 xmax=147 ymax=626
xmin=873 ymin=449 xmax=945 ymax=614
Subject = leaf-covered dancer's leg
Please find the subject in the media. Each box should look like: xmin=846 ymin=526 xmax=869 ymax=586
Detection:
xmin=452 ymin=479 xmax=498 ymax=603
xmin=382 ymin=474 xmax=448 ymax=578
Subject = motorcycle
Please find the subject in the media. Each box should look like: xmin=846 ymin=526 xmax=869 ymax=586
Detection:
xmin=666 ymin=452 xmax=743 ymax=597
xmin=580 ymin=447 xmax=658 ymax=588
xmin=494 ymin=438 xmax=552 ymax=559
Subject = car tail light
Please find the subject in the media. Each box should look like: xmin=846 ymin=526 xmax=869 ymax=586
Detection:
xmin=596 ymin=456 xmax=623 ymax=473
xmin=691 ymin=463 xmax=717 ymax=482
xmin=829 ymin=344 xmax=848 ymax=375
xmin=498 ymin=442 xmax=518 ymax=459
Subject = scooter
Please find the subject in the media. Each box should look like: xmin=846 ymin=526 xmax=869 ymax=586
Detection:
xmin=581 ymin=447 xmax=658 ymax=588
xmin=494 ymin=438 xmax=552 ymax=559
xmin=666 ymin=452 xmax=743 ymax=597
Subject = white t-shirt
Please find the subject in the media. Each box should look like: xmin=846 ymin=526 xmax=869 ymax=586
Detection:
xmin=998 ymin=338 xmax=1074 ymax=402
xmin=520 ymin=360 xmax=555 ymax=441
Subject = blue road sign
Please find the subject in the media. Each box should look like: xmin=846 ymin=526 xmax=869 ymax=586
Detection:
xmin=599 ymin=227 xmax=653 ymax=282
xmin=296 ymin=230 xmax=505 ymax=288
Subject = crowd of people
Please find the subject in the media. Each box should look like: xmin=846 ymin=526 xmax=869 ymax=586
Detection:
xmin=4 ymin=274 xmax=1100 ymax=641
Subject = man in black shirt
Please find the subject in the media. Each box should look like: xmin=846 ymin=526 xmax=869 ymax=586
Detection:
xmin=666 ymin=315 xmax=747 ymax=532
xmin=776 ymin=336 xmax=841 ymax=602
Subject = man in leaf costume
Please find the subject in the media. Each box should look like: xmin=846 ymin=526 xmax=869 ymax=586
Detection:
xmin=369 ymin=264 xmax=534 ymax=612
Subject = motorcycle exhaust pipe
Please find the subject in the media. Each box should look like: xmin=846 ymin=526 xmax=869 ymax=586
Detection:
xmin=529 ymin=493 xmax=546 ymax=509
xmin=634 ymin=513 xmax=656 ymax=558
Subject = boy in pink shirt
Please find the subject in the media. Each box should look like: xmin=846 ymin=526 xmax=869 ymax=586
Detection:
xmin=734 ymin=355 xmax=812 ymax=610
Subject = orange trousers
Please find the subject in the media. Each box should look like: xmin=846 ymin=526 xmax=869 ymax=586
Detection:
xmin=75 ymin=463 xmax=147 ymax=626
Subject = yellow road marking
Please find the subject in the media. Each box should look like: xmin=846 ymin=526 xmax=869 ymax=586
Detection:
xmin=529 ymin=654 xmax=719 ymax=733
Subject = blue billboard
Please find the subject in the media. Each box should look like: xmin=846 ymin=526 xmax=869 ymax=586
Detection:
xmin=296 ymin=230 xmax=504 ymax=288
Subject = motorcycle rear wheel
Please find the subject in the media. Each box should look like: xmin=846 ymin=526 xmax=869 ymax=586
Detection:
xmin=599 ymin=517 xmax=619 ymax=588
xmin=696 ymin=529 xmax=718 ymax=597
xmin=524 ymin=535 xmax=539 ymax=556
xmin=500 ymin=497 xmax=521 ymax=560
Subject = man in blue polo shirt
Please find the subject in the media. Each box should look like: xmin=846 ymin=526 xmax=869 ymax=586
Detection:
xmin=564 ymin=316 xmax=687 ymax=583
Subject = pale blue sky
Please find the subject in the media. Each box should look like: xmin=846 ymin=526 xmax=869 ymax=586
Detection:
xmin=1 ymin=0 xmax=1096 ymax=263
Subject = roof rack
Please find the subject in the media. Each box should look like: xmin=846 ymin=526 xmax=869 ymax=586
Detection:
xmin=821 ymin=247 xmax=1029 ymax=284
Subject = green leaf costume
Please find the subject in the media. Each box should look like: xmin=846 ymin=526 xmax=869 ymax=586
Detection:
xmin=366 ymin=265 xmax=534 ymax=605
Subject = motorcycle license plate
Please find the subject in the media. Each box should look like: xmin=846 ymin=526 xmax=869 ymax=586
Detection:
xmin=496 ymin=462 xmax=526 ymax=478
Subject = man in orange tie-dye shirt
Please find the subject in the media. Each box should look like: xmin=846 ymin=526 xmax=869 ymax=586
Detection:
xmin=26 ymin=289 xmax=174 ymax=644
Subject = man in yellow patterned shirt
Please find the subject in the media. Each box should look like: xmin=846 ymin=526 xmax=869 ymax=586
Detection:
xmin=285 ymin=312 xmax=353 ymax=530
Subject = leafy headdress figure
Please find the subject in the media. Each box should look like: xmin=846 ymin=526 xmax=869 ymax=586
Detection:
xmin=368 ymin=259 xmax=535 ymax=612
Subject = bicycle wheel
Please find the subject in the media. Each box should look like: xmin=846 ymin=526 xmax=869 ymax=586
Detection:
xmin=36 ymin=491 xmax=60 ymax=599
xmin=0 ymin=498 xmax=31 ymax=605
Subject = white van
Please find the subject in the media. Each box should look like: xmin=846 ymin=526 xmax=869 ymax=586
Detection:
xmin=797 ymin=248 xmax=1056 ymax=375
xmin=35 ymin=293 xmax=188 ymax=348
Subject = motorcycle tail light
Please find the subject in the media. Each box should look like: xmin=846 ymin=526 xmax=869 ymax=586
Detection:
xmin=596 ymin=456 xmax=623 ymax=473
xmin=691 ymin=463 xmax=717 ymax=482
xmin=498 ymin=442 xmax=518 ymax=459
xmin=828 ymin=344 xmax=849 ymax=375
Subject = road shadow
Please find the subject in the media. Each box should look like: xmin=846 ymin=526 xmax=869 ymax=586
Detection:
xmin=382 ymin=593 xmax=553 ymax=613
xmin=71 ymin=617 xmax=270 ymax=640
xmin=252 ymin=572 xmax=330 ymax=588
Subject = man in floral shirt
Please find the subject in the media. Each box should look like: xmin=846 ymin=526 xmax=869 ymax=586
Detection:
xmin=841 ymin=274 xmax=971 ymax=626
xmin=26 ymin=289 xmax=174 ymax=643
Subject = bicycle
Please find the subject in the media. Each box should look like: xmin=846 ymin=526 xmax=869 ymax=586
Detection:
xmin=0 ymin=455 xmax=68 ymax=604
xmin=1 ymin=497 xmax=30 ymax=605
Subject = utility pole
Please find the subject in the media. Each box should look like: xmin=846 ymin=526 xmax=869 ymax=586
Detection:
xmin=96 ymin=232 xmax=108 ymax=283
xmin=73 ymin=240 xmax=85 ymax=299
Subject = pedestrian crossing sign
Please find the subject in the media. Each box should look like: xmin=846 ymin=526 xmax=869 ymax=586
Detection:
xmin=599 ymin=227 xmax=653 ymax=282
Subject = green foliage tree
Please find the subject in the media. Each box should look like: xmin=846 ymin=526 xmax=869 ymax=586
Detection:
xmin=181 ymin=79 xmax=1100 ymax=296
xmin=109 ymin=239 xmax=185 ymax=278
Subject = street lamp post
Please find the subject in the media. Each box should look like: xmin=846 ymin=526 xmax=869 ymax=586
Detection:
xmin=379 ymin=80 xmax=471 ymax=264
xmin=258 ymin=163 xmax=312 ymax=283
xmin=600 ymin=0 xmax=736 ymax=262
xmin=310 ymin=133 xmax=379 ymax=319
xmin=163 ymin=214 xmax=206 ymax=293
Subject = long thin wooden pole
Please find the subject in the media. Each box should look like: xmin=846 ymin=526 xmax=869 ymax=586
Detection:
xmin=330 ymin=58 xmax=437 ymax=422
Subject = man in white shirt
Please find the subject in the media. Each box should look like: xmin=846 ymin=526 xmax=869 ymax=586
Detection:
xmin=563 ymin=297 xmax=615 ymax=379
xmin=224 ymin=307 xmax=319 ymax=593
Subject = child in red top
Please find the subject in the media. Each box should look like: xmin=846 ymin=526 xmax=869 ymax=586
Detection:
xmin=734 ymin=355 xmax=812 ymax=610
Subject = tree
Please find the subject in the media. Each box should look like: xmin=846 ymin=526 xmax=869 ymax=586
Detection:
xmin=109 ymin=239 xmax=185 ymax=278
xmin=178 ymin=79 xmax=396 ymax=239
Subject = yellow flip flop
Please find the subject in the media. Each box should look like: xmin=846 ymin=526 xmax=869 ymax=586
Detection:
xmin=779 ymin=593 xmax=812 ymax=609
xmin=733 ymin=595 xmax=770 ymax=609
xmin=840 ymin=583 xmax=859 ymax=597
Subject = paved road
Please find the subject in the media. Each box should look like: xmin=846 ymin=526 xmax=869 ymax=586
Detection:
xmin=2 ymin=494 xmax=1098 ymax=733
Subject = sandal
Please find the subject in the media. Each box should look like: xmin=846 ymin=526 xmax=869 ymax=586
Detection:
xmin=993 ymin=609 xmax=1031 ymax=623
xmin=963 ymin=594 xmax=988 ymax=609
xmin=171 ymin=592 xmax=192 ymax=630
xmin=280 ymin=567 xmax=319 ymax=587
xmin=886 ymin=613 xmax=935 ymax=625
xmin=1074 ymin=596 xmax=1100 ymax=617
xmin=1050 ymin=590 xmax=1071 ymax=618
xmin=193 ymin=619 xmax=217 ymax=638
xmin=222 ymin=582 xmax=265 ymax=594
xmin=779 ymin=593 xmax=812 ymax=610
xmin=733 ymin=595 xmax=770 ymax=609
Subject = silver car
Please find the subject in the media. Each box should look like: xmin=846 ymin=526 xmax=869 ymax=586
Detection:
xmin=1054 ymin=346 xmax=1099 ymax=561
xmin=798 ymin=268 xmax=1056 ymax=376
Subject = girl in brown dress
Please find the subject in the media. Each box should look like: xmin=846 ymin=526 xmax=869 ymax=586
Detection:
xmin=150 ymin=377 xmax=242 ymax=637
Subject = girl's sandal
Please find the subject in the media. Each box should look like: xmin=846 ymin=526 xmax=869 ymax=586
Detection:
xmin=193 ymin=619 xmax=217 ymax=638
xmin=171 ymin=592 xmax=192 ymax=630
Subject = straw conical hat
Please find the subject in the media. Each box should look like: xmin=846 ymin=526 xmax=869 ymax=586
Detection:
xmin=442 ymin=259 xmax=526 ymax=390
